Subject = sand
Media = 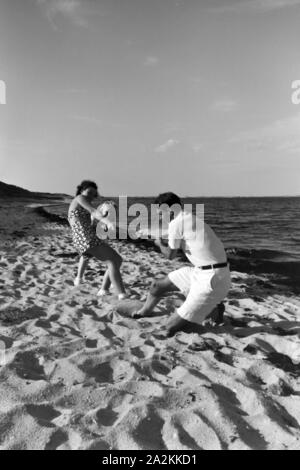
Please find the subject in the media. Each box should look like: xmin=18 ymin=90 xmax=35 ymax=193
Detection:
xmin=0 ymin=200 xmax=299 ymax=450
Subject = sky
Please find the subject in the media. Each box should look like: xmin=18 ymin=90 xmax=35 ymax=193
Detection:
xmin=0 ymin=0 xmax=300 ymax=196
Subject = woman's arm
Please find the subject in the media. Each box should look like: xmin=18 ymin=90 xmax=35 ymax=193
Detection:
xmin=76 ymin=195 xmax=103 ymax=221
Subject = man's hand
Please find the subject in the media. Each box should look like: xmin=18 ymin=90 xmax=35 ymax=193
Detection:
xmin=155 ymin=237 xmax=177 ymax=260
xmin=154 ymin=237 xmax=163 ymax=247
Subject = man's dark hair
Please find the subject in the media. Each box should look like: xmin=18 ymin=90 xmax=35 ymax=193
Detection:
xmin=154 ymin=192 xmax=182 ymax=208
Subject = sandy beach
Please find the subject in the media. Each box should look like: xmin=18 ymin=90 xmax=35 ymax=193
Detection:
xmin=0 ymin=199 xmax=299 ymax=450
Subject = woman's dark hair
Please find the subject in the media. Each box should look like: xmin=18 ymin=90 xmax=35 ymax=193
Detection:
xmin=76 ymin=180 xmax=98 ymax=196
xmin=154 ymin=192 xmax=182 ymax=208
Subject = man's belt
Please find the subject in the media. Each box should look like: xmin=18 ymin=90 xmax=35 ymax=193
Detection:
xmin=198 ymin=262 xmax=228 ymax=270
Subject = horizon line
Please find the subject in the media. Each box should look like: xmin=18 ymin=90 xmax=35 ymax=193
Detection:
xmin=1 ymin=180 xmax=299 ymax=199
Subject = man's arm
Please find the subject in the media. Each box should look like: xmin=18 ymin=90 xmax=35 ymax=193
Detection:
xmin=155 ymin=237 xmax=178 ymax=260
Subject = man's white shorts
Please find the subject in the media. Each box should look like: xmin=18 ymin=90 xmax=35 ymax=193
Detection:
xmin=168 ymin=266 xmax=231 ymax=325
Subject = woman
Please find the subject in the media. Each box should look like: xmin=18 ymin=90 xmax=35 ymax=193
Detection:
xmin=68 ymin=180 xmax=126 ymax=299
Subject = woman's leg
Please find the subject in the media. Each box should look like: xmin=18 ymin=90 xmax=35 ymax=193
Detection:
xmin=97 ymin=269 xmax=112 ymax=295
xmin=74 ymin=256 xmax=88 ymax=285
xmin=101 ymin=268 xmax=112 ymax=291
xmin=87 ymin=244 xmax=125 ymax=295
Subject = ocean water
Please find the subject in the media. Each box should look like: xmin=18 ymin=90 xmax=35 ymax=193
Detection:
xmin=46 ymin=196 xmax=300 ymax=290
xmin=185 ymin=197 xmax=300 ymax=263
xmin=122 ymin=197 xmax=300 ymax=263
xmin=53 ymin=197 xmax=300 ymax=263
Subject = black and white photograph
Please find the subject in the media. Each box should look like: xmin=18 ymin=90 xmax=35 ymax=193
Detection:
xmin=0 ymin=0 xmax=299 ymax=452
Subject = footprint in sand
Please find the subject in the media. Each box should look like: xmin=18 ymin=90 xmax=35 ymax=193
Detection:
xmin=45 ymin=429 xmax=68 ymax=450
xmin=12 ymin=351 xmax=47 ymax=381
xmin=85 ymin=339 xmax=98 ymax=349
xmin=115 ymin=299 xmax=144 ymax=317
xmin=131 ymin=344 xmax=155 ymax=360
xmin=84 ymin=361 xmax=113 ymax=384
xmin=134 ymin=353 xmax=174 ymax=381
xmin=214 ymin=350 xmax=235 ymax=367
xmin=243 ymin=344 xmax=258 ymax=355
xmin=269 ymin=379 xmax=300 ymax=397
xmin=0 ymin=306 xmax=46 ymax=325
xmin=132 ymin=406 xmax=166 ymax=450
xmin=172 ymin=419 xmax=202 ymax=450
xmin=25 ymin=404 xmax=61 ymax=428
xmin=262 ymin=397 xmax=300 ymax=431
xmin=87 ymin=439 xmax=111 ymax=450
xmin=96 ymin=405 xmax=119 ymax=427
xmin=0 ymin=335 xmax=14 ymax=349
xmin=266 ymin=351 xmax=300 ymax=377
xmin=151 ymin=358 xmax=172 ymax=376
xmin=188 ymin=338 xmax=220 ymax=353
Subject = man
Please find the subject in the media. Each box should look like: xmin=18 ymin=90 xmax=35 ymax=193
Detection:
xmin=134 ymin=192 xmax=231 ymax=336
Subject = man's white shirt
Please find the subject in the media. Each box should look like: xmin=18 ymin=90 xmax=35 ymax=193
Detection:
xmin=168 ymin=211 xmax=227 ymax=267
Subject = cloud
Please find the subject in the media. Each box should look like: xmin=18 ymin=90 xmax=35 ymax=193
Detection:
xmin=144 ymin=56 xmax=159 ymax=67
xmin=210 ymin=0 xmax=300 ymax=14
xmin=230 ymin=112 xmax=300 ymax=154
xmin=192 ymin=144 xmax=204 ymax=153
xmin=188 ymin=76 xmax=203 ymax=85
xmin=212 ymin=99 xmax=238 ymax=112
xmin=37 ymin=0 xmax=87 ymax=28
xmin=70 ymin=114 xmax=103 ymax=127
xmin=155 ymin=139 xmax=180 ymax=153
xmin=155 ymin=138 xmax=205 ymax=155
xmin=58 ymin=88 xmax=87 ymax=94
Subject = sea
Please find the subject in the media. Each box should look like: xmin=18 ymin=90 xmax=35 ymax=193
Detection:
xmin=48 ymin=196 xmax=300 ymax=290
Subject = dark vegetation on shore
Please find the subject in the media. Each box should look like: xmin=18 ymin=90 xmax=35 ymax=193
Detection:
xmin=0 ymin=181 xmax=70 ymax=200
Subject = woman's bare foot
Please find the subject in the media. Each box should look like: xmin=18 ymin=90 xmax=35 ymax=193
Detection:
xmin=118 ymin=293 xmax=127 ymax=300
xmin=74 ymin=276 xmax=83 ymax=286
xmin=97 ymin=288 xmax=110 ymax=297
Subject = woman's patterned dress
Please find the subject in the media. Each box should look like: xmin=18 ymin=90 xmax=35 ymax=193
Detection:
xmin=68 ymin=205 xmax=101 ymax=256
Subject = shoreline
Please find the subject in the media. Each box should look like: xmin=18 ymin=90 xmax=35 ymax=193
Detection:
xmin=32 ymin=202 xmax=300 ymax=295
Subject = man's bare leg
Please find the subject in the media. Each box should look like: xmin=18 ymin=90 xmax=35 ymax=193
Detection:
xmin=206 ymin=302 xmax=225 ymax=324
xmin=166 ymin=303 xmax=225 ymax=336
xmin=133 ymin=276 xmax=179 ymax=318
xmin=166 ymin=312 xmax=192 ymax=337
